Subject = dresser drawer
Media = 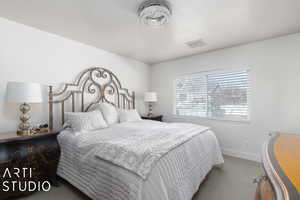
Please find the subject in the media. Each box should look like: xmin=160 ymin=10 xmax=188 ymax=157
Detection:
xmin=0 ymin=137 xmax=56 ymax=161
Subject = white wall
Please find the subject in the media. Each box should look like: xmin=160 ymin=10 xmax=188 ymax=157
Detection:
xmin=0 ymin=17 xmax=150 ymax=132
xmin=151 ymin=33 xmax=300 ymax=162
xmin=1 ymin=16 xmax=300 ymax=162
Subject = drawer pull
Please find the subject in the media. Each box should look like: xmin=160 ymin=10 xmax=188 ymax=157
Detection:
xmin=27 ymin=146 xmax=33 ymax=153
xmin=253 ymin=177 xmax=261 ymax=184
xmin=253 ymin=175 xmax=267 ymax=184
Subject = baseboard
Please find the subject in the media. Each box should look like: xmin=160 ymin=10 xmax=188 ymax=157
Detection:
xmin=222 ymin=148 xmax=261 ymax=163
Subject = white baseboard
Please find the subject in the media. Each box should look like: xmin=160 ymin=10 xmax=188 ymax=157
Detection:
xmin=222 ymin=148 xmax=261 ymax=163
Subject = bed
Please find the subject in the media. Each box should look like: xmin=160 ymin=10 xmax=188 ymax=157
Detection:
xmin=49 ymin=67 xmax=224 ymax=200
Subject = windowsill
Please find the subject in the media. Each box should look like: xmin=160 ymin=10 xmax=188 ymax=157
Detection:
xmin=170 ymin=114 xmax=251 ymax=124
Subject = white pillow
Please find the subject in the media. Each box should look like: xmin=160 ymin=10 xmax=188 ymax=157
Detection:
xmin=119 ymin=109 xmax=142 ymax=123
xmin=65 ymin=110 xmax=108 ymax=132
xmin=90 ymin=103 xmax=119 ymax=125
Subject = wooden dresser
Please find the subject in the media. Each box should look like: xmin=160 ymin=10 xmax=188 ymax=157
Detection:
xmin=255 ymin=133 xmax=300 ymax=200
xmin=0 ymin=131 xmax=60 ymax=199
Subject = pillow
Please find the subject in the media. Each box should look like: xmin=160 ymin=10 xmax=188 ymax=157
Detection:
xmin=119 ymin=109 xmax=142 ymax=123
xmin=90 ymin=103 xmax=119 ymax=125
xmin=65 ymin=110 xmax=108 ymax=132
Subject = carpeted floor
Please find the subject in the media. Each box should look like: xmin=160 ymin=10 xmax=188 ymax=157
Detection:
xmin=20 ymin=156 xmax=261 ymax=200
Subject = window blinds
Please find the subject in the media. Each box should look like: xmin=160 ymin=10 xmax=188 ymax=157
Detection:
xmin=175 ymin=70 xmax=250 ymax=121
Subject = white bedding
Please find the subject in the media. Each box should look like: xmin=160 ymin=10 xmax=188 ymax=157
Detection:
xmin=57 ymin=120 xmax=224 ymax=200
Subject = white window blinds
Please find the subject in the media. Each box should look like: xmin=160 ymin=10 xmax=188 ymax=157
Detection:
xmin=175 ymin=70 xmax=250 ymax=121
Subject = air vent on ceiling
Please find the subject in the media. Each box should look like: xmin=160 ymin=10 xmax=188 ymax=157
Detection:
xmin=185 ymin=39 xmax=206 ymax=48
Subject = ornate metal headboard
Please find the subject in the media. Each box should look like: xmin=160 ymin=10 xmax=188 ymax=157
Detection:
xmin=49 ymin=67 xmax=135 ymax=129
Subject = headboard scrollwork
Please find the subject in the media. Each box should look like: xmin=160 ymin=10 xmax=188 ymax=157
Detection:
xmin=49 ymin=67 xmax=135 ymax=129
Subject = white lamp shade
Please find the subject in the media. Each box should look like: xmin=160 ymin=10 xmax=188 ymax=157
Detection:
xmin=5 ymin=82 xmax=43 ymax=103
xmin=144 ymin=92 xmax=157 ymax=102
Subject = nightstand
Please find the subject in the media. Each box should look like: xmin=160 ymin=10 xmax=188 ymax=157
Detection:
xmin=0 ymin=130 xmax=61 ymax=199
xmin=142 ymin=115 xmax=163 ymax=122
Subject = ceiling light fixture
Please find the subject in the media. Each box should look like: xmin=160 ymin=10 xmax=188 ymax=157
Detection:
xmin=138 ymin=0 xmax=172 ymax=27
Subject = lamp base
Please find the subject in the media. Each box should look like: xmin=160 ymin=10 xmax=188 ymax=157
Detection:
xmin=147 ymin=113 xmax=153 ymax=118
xmin=147 ymin=102 xmax=153 ymax=118
xmin=18 ymin=103 xmax=31 ymax=134
xmin=17 ymin=129 xmax=32 ymax=136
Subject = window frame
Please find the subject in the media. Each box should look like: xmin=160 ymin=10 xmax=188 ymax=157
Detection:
xmin=173 ymin=68 xmax=251 ymax=123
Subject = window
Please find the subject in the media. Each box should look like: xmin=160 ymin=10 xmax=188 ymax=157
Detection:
xmin=175 ymin=69 xmax=250 ymax=121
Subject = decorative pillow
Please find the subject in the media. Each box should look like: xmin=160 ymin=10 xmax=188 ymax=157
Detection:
xmin=89 ymin=103 xmax=119 ymax=125
xmin=119 ymin=109 xmax=142 ymax=123
xmin=65 ymin=110 xmax=108 ymax=132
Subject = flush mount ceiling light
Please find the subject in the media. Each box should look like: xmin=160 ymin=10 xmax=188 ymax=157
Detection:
xmin=138 ymin=0 xmax=172 ymax=27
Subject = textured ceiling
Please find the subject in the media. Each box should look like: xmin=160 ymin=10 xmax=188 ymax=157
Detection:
xmin=1 ymin=0 xmax=300 ymax=64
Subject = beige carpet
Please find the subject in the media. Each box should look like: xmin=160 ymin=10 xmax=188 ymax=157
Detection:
xmin=20 ymin=156 xmax=261 ymax=200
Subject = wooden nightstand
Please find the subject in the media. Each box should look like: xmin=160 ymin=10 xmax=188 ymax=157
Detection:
xmin=142 ymin=115 xmax=163 ymax=122
xmin=0 ymin=130 xmax=61 ymax=199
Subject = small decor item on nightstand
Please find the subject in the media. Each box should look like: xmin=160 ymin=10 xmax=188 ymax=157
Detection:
xmin=31 ymin=124 xmax=49 ymax=134
xmin=5 ymin=82 xmax=43 ymax=136
xmin=144 ymin=92 xmax=157 ymax=117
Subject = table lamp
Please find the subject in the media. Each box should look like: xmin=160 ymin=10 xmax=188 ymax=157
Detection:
xmin=144 ymin=92 xmax=157 ymax=117
xmin=5 ymin=82 xmax=43 ymax=135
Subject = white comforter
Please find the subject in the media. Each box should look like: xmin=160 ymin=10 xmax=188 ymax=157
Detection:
xmin=57 ymin=120 xmax=224 ymax=200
